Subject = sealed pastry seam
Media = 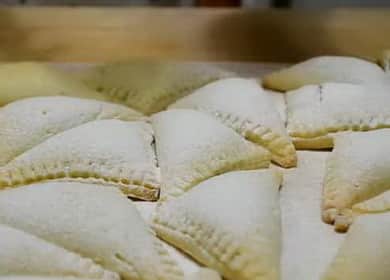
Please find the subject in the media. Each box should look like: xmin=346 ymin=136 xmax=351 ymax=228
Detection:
xmin=198 ymin=107 xmax=296 ymax=167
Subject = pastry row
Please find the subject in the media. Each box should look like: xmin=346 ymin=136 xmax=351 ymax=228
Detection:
xmin=1 ymin=169 xmax=389 ymax=280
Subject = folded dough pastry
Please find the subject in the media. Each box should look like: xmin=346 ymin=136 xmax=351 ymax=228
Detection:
xmin=263 ymin=56 xmax=385 ymax=91
xmin=153 ymin=169 xmax=282 ymax=280
xmin=0 ymin=182 xmax=184 ymax=280
xmin=169 ymin=78 xmax=296 ymax=167
xmin=322 ymin=129 xmax=390 ymax=231
xmin=187 ymin=268 xmax=221 ymax=280
xmin=79 ymin=61 xmax=233 ymax=114
xmin=151 ymin=109 xmax=271 ymax=199
xmin=0 ymin=224 xmax=118 ymax=279
xmin=0 ymin=96 xmax=143 ymax=166
xmin=286 ymin=83 xmax=390 ymax=149
xmin=0 ymin=62 xmax=106 ymax=105
xmin=0 ymin=120 xmax=159 ymax=201
xmin=321 ymin=213 xmax=390 ymax=280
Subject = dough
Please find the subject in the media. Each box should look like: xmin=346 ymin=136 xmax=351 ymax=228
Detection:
xmin=0 ymin=182 xmax=183 ymax=280
xmin=0 ymin=96 xmax=143 ymax=166
xmin=286 ymin=83 xmax=390 ymax=149
xmin=0 ymin=120 xmax=160 ymax=201
xmin=0 ymin=62 xmax=106 ymax=105
xmin=263 ymin=56 xmax=385 ymax=91
xmin=187 ymin=268 xmax=221 ymax=280
xmin=153 ymin=169 xmax=282 ymax=280
xmin=322 ymin=129 xmax=390 ymax=231
xmin=79 ymin=61 xmax=233 ymax=115
xmin=169 ymin=78 xmax=296 ymax=167
xmin=321 ymin=213 xmax=390 ymax=280
xmin=151 ymin=109 xmax=271 ymax=199
xmin=0 ymin=224 xmax=118 ymax=280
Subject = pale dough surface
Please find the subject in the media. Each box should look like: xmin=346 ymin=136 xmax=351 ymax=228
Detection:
xmin=60 ymin=62 xmax=344 ymax=280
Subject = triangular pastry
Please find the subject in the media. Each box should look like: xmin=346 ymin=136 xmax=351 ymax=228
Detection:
xmin=0 ymin=120 xmax=159 ymax=201
xmin=0 ymin=62 xmax=106 ymax=105
xmin=0 ymin=96 xmax=143 ymax=166
xmin=153 ymin=169 xmax=282 ymax=280
xmin=0 ymin=224 xmax=118 ymax=280
xmin=169 ymin=78 xmax=296 ymax=167
xmin=263 ymin=56 xmax=386 ymax=91
xmin=79 ymin=61 xmax=233 ymax=115
xmin=286 ymin=83 xmax=390 ymax=149
xmin=322 ymin=129 xmax=390 ymax=231
xmin=321 ymin=213 xmax=390 ymax=280
xmin=0 ymin=182 xmax=184 ymax=280
xmin=151 ymin=109 xmax=271 ymax=199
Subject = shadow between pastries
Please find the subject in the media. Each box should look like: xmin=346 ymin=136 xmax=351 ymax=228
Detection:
xmin=153 ymin=169 xmax=282 ymax=280
xmin=0 ymin=119 xmax=160 ymax=201
xmin=151 ymin=109 xmax=271 ymax=200
xmin=0 ymin=182 xmax=183 ymax=280
xmin=169 ymin=78 xmax=296 ymax=168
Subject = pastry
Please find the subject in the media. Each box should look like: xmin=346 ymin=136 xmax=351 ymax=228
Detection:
xmin=153 ymin=169 xmax=282 ymax=280
xmin=79 ymin=61 xmax=233 ymax=114
xmin=169 ymin=78 xmax=296 ymax=167
xmin=0 ymin=120 xmax=159 ymax=201
xmin=286 ymin=83 xmax=390 ymax=149
xmin=322 ymin=129 xmax=390 ymax=231
xmin=0 ymin=182 xmax=184 ymax=280
xmin=187 ymin=268 xmax=221 ymax=280
xmin=151 ymin=109 xmax=271 ymax=199
xmin=0 ymin=62 xmax=106 ymax=105
xmin=0 ymin=96 xmax=143 ymax=166
xmin=0 ymin=224 xmax=118 ymax=280
xmin=263 ymin=56 xmax=385 ymax=91
xmin=321 ymin=213 xmax=390 ymax=280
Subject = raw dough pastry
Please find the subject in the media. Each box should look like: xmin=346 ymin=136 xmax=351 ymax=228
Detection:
xmin=79 ymin=61 xmax=233 ymax=114
xmin=0 ymin=120 xmax=159 ymax=201
xmin=169 ymin=78 xmax=296 ymax=167
xmin=187 ymin=268 xmax=221 ymax=280
xmin=0 ymin=224 xmax=118 ymax=280
xmin=0 ymin=62 xmax=106 ymax=105
xmin=0 ymin=96 xmax=143 ymax=166
xmin=321 ymin=212 xmax=390 ymax=280
xmin=151 ymin=109 xmax=271 ymax=199
xmin=0 ymin=182 xmax=184 ymax=280
xmin=322 ymin=129 xmax=390 ymax=231
xmin=286 ymin=83 xmax=390 ymax=149
xmin=153 ymin=169 xmax=282 ymax=280
xmin=263 ymin=56 xmax=385 ymax=91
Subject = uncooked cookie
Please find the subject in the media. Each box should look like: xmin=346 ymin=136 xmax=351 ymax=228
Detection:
xmin=0 ymin=182 xmax=183 ymax=280
xmin=153 ymin=169 xmax=281 ymax=280
xmin=151 ymin=109 xmax=271 ymax=199
xmin=0 ymin=96 xmax=143 ymax=166
xmin=322 ymin=129 xmax=390 ymax=231
xmin=169 ymin=78 xmax=296 ymax=167
xmin=79 ymin=61 xmax=233 ymax=114
xmin=0 ymin=120 xmax=160 ymax=201
xmin=263 ymin=56 xmax=385 ymax=91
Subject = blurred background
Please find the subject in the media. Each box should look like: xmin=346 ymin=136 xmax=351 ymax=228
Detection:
xmin=1 ymin=0 xmax=390 ymax=8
